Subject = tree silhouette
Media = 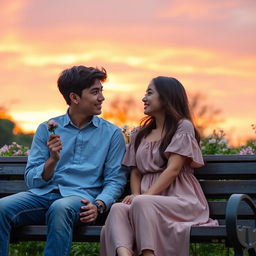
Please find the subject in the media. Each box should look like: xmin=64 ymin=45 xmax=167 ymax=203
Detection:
xmin=102 ymin=96 xmax=141 ymax=127
xmin=189 ymin=93 xmax=223 ymax=136
xmin=102 ymin=94 xmax=222 ymax=137
xmin=0 ymin=106 xmax=33 ymax=147
xmin=0 ymin=119 xmax=15 ymax=146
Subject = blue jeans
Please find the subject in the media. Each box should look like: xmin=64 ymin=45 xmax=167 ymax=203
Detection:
xmin=0 ymin=191 xmax=84 ymax=256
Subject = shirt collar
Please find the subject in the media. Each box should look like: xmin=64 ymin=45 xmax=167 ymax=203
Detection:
xmin=63 ymin=111 xmax=71 ymax=127
xmin=63 ymin=110 xmax=99 ymax=128
xmin=91 ymin=115 xmax=100 ymax=128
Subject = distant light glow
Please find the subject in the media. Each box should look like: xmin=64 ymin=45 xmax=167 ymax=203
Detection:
xmin=9 ymin=110 xmax=65 ymax=133
xmin=0 ymin=0 xmax=255 ymax=146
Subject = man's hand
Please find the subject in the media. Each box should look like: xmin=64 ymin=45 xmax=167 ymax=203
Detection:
xmin=47 ymin=134 xmax=62 ymax=161
xmin=42 ymin=134 xmax=62 ymax=181
xmin=80 ymin=199 xmax=98 ymax=223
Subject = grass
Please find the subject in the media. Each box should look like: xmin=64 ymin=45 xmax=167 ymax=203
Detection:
xmin=9 ymin=242 xmax=100 ymax=256
xmin=10 ymin=241 xmax=252 ymax=255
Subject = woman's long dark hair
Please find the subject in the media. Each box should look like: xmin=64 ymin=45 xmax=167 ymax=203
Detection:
xmin=134 ymin=76 xmax=200 ymax=164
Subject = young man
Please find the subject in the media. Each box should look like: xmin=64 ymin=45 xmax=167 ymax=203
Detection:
xmin=0 ymin=65 xmax=127 ymax=256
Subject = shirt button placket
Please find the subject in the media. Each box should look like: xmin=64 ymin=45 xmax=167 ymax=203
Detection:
xmin=74 ymin=131 xmax=82 ymax=163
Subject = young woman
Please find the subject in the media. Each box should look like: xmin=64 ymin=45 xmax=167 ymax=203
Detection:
xmin=100 ymin=76 xmax=218 ymax=256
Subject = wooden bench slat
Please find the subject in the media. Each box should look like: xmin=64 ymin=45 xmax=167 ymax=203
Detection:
xmin=11 ymin=222 xmax=256 ymax=243
xmin=191 ymin=225 xmax=227 ymax=239
xmin=218 ymin=219 xmax=256 ymax=226
xmin=11 ymin=225 xmax=229 ymax=243
xmin=0 ymin=164 xmax=26 ymax=176
xmin=0 ymin=156 xmax=27 ymax=163
xmin=208 ymin=201 xmax=256 ymax=218
xmin=203 ymin=155 xmax=256 ymax=162
xmin=11 ymin=225 xmax=103 ymax=243
xmin=196 ymin=162 xmax=256 ymax=179
xmin=2 ymin=181 xmax=256 ymax=198
xmin=0 ymin=181 xmax=27 ymax=196
xmin=200 ymin=180 xmax=256 ymax=197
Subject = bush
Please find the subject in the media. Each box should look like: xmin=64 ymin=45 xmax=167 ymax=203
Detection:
xmin=190 ymin=243 xmax=234 ymax=256
xmin=200 ymin=130 xmax=238 ymax=155
xmin=70 ymin=242 xmax=99 ymax=256
xmin=0 ymin=142 xmax=30 ymax=156
xmin=9 ymin=242 xmax=45 ymax=256
xmin=238 ymin=124 xmax=256 ymax=155
xmin=9 ymin=242 xmax=100 ymax=256
xmin=239 ymin=140 xmax=256 ymax=155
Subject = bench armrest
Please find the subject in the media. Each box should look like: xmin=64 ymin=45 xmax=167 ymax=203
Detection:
xmin=226 ymin=194 xmax=256 ymax=254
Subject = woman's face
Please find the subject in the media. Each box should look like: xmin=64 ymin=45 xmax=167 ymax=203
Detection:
xmin=142 ymin=81 xmax=163 ymax=116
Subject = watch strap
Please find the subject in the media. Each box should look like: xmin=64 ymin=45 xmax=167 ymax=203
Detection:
xmin=94 ymin=201 xmax=105 ymax=214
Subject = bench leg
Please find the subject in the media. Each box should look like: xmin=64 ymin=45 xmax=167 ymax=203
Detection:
xmin=234 ymin=247 xmax=256 ymax=256
xmin=248 ymin=248 xmax=256 ymax=256
xmin=234 ymin=247 xmax=244 ymax=256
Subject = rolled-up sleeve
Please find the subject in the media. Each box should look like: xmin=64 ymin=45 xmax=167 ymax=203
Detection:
xmin=24 ymin=123 xmax=52 ymax=188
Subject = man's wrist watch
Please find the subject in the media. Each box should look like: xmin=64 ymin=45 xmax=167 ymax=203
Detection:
xmin=94 ymin=201 xmax=105 ymax=214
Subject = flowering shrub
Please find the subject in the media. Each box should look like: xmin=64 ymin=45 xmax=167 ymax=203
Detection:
xmin=239 ymin=145 xmax=255 ymax=155
xmin=200 ymin=130 xmax=238 ymax=155
xmin=1 ymin=125 xmax=255 ymax=157
xmin=0 ymin=142 xmax=30 ymax=156
xmin=121 ymin=125 xmax=256 ymax=155
xmin=121 ymin=125 xmax=138 ymax=143
xmin=239 ymin=124 xmax=256 ymax=155
xmin=200 ymin=125 xmax=256 ymax=155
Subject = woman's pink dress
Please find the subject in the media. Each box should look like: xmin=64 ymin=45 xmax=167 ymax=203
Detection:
xmin=100 ymin=119 xmax=218 ymax=256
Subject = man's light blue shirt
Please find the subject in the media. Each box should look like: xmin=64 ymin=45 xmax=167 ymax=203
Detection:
xmin=25 ymin=113 xmax=127 ymax=209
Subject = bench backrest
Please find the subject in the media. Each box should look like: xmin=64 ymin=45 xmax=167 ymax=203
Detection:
xmin=1 ymin=155 xmax=256 ymax=224
xmin=196 ymin=155 xmax=256 ymax=225
xmin=0 ymin=156 xmax=27 ymax=197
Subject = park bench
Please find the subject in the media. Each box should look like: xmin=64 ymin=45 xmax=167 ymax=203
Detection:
xmin=0 ymin=155 xmax=256 ymax=256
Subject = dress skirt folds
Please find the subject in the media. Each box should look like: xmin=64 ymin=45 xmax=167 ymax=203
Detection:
xmin=100 ymin=120 xmax=218 ymax=256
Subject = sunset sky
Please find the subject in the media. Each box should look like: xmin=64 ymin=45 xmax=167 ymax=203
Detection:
xmin=0 ymin=0 xmax=256 ymax=145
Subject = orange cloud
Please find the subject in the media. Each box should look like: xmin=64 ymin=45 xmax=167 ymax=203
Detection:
xmin=0 ymin=0 xmax=255 ymax=146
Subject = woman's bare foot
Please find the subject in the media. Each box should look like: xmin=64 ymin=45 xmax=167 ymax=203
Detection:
xmin=117 ymin=246 xmax=133 ymax=256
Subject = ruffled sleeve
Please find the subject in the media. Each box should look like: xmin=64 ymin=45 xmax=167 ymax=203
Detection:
xmin=164 ymin=120 xmax=204 ymax=168
xmin=122 ymin=131 xmax=138 ymax=167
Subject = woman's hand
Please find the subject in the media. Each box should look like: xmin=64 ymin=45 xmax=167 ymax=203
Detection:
xmin=122 ymin=194 xmax=139 ymax=204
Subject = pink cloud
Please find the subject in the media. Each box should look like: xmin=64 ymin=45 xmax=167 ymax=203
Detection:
xmin=0 ymin=0 xmax=255 ymax=142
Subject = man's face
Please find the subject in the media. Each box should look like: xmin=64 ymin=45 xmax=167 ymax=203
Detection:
xmin=76 ymin=79 xmax=105 ymax=116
